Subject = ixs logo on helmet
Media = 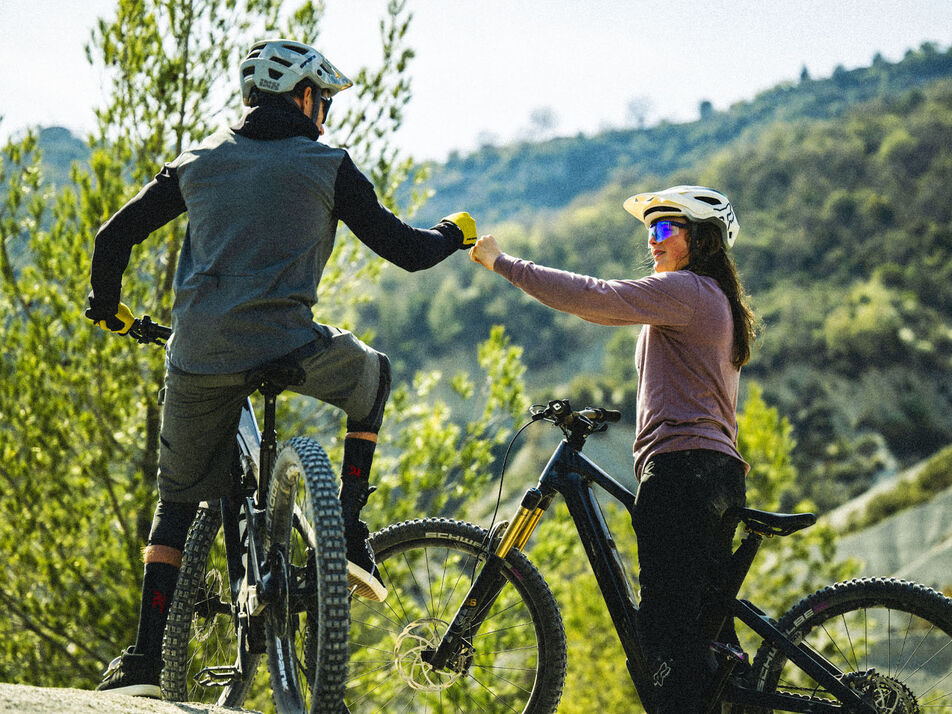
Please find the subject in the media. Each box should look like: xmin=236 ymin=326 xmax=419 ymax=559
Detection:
xmin=258 ymin=78 xmax=280 ymax=91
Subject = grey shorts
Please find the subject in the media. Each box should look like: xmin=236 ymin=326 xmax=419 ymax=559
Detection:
xmin=157 ymin=325 xmax=384 ymax=502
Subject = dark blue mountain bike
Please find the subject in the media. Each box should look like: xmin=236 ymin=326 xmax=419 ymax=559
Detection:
xmin=344 ymin=399 xmax=952 ymax=713
xmin=124 ymin=316 xmax=350 ymax=714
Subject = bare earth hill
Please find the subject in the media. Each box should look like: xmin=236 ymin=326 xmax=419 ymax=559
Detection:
xmin=0 ymin=683 xmax=261 ymax=714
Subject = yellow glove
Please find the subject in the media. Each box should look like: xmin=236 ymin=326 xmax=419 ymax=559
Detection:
xmin=86 ymin=300 xmax=136 ymax=335
xmin=442 ymin=212 xmax=477 ymax=247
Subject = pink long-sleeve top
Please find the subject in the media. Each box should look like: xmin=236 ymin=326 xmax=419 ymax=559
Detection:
xmin=494 ymin=253 xmax=747 ymax=479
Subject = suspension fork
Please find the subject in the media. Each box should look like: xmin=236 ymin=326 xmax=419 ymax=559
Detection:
xmin=425 ymin=487 xmax=553 ymax=671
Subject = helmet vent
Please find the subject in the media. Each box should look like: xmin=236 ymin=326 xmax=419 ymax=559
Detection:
xmin=644 ymin=206 xmax=683 ymax=217
xmin=696 ymin=196 xmax=723 ymax=206
xmin=271 ymin=56 xmax=292 ymax=68
xmin=268 ymin=68 xmax=283 ymax=80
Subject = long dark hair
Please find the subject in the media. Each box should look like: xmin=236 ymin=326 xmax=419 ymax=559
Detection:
xmin=685 ymin=221 xmax=759 ymax=368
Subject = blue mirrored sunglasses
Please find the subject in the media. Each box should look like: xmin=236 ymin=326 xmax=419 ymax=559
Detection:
xmin=648 ymin=219 xmax=689 ymax=242
xmin=320 ymin=94 xmax=332 ymax=122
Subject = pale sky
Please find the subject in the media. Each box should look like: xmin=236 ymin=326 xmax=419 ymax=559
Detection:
xmin=2 ymin=0 xmax=951 ymax=161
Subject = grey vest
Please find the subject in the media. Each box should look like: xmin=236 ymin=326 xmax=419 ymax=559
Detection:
xmin=167 ymin=128 xmax=344 ymax=373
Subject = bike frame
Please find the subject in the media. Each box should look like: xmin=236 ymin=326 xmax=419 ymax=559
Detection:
xmin=202 ymin=398 xmax=271 ymax=682
xmin=434 ymin=434 xmax=876 ymax=713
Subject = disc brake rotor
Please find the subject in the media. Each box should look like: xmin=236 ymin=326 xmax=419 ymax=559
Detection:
xmin=393 ymin=619 xmax=473 ymax=692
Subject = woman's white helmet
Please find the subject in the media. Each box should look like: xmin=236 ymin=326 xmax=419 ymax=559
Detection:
xmin=239 ymin=39 xmax=353 ymax=106
xmin=623 ymin=185 xmax=739 ymax=248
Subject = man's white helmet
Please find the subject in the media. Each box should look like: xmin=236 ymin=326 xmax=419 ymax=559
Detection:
xmin=239 ymin=39 xmax=353 ymax=106
xmin=623 ymin=185 xmax=739 ymax=248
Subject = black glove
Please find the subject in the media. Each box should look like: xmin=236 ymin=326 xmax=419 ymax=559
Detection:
xmin=86 ymin=293 xmax=135 ymax=334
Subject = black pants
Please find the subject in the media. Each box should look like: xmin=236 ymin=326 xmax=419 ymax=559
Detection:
xmin=633 ymin=450 xmax=746 ymax=714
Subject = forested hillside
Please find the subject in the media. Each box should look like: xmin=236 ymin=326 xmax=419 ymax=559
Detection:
xmin=415 ymin=42 xmax=952 ymax=225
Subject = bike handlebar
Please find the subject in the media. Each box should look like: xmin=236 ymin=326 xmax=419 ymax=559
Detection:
xmin=128 ymin=315 xmax=172 ymax=345
xmin=529 ymin=399 xmax=621 ymax=427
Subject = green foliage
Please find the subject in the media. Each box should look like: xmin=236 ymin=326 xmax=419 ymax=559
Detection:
xmin=0 ymin=128 xmax=156 ymax=687
xmin=372 ymin=325 xmax=528 ymax=523
xmin=414 ymin=42 xmax=952 ymax=226
xmin=736 ymin=384 xmax=858 ymax=621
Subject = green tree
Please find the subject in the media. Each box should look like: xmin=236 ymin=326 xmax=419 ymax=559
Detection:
xmin=0 ymin=0 xmax=424 ymax=689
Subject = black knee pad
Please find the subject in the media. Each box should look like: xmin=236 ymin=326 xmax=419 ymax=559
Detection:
xmin=148 ymin=499 xmax=200 ymax=551
xmin=347 ymin=352 xmax=391 ymax=433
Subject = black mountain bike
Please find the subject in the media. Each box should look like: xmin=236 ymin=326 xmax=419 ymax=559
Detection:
xmin=125 ymin=316 xmax=350 ymax=714
xmin=345 ymin=399 xmax=952 ymax=713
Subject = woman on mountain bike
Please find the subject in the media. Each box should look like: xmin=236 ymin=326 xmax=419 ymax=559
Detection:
xmin=86 ymin=38 xmax=476 ymax=696
xmin=469 ymin=185 xmax=758 ymax=713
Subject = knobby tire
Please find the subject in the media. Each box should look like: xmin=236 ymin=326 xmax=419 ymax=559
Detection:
xmin=266 ymin=437 xmax=350 ymax=714
xmin=742 ymin=577 xmax=952 ymax=713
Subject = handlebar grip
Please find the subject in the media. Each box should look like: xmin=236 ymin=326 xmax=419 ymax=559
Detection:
xmin=599 ymin=409 xmax=622 ymax=423
xmin=130 ymin=315 xmax=172 ymax=345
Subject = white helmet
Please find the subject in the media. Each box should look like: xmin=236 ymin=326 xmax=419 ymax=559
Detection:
xmin=623 ymin=185 xmax=739 ymax=248
xmin=239 ymin=39 xmax=353 ymax=106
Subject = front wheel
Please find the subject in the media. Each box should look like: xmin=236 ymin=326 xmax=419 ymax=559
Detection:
xmin=746 ymin=577 xmax=952 ymax=713
xmin=346 ymin=518 xmax=568 ymax=713
xmin=266 ymin=437 xmax=350 ymax=714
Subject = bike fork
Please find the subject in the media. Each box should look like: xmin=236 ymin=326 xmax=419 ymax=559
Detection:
xmin=426 ymin=488 xmax=552 ymax=671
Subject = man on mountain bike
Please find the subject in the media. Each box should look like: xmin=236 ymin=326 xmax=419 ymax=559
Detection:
xmin=85 ymin=38 xmax=477 ymax=696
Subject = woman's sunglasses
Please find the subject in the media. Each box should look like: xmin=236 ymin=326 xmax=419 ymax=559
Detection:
xmin=648 ymin=219 xmax=689 ymax=242
xmin=320 ymin=94 xmax=332 ymax=123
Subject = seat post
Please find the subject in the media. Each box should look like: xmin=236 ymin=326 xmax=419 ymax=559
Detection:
xmin=257 ymin=386 xmax=280 ymax=506
xmin=699 ymin=530 xmax=764 ymax=642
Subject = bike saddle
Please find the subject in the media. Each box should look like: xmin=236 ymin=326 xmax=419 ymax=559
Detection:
xmin=246 ymin=358 xmax=307 ymax=392
xmin=730 ymin=507 xmax=817 ymax=537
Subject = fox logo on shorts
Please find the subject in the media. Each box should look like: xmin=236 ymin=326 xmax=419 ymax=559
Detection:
xmin=652 ymin=659 xmax=672 ymax=688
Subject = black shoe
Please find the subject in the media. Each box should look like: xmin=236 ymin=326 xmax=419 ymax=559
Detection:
xmin=96 ymin=648 xmax=161 ymax=697
xmin=345 ymin=520 xmax=388 ymax=602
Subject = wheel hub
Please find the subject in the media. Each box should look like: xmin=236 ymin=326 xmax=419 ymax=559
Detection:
xmin=843 ymin=670 xmax=919 ymax=713
xmin=393 ymin=619 xmax=473 ymax=692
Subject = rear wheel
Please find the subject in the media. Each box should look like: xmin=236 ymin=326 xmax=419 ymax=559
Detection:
xmin=162 ymin=505 xmax=261 ymax=705
xmin=346 ymin=518 xmax=567 ymax=713
xmin=265 ymin=437 xmax=350 ymax=714
xmin=745 ymin=578 xmax=952 ymax=713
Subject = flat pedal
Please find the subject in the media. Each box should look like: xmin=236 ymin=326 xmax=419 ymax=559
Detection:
xmin=196 ymin=665 xmax=240 ymax=687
